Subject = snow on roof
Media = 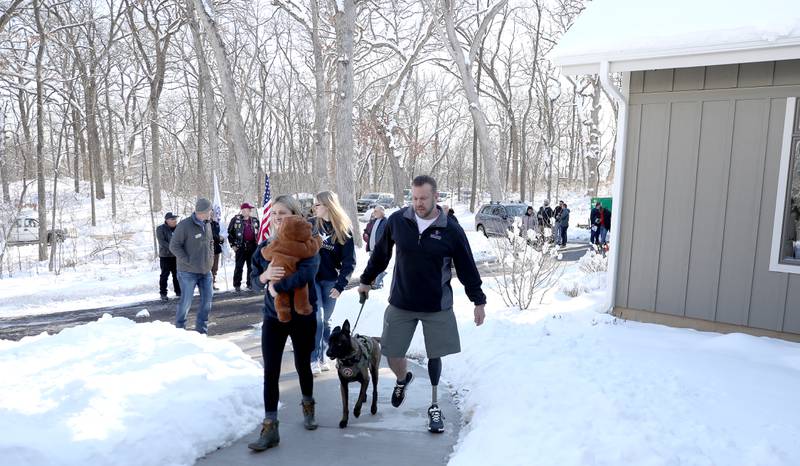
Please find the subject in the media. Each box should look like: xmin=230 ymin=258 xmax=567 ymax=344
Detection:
xmin=551 ymin=0 xmax=800 ymax=74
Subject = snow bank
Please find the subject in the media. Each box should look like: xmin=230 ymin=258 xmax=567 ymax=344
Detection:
xmin=0 ymin=315 xmax=263 ymax=466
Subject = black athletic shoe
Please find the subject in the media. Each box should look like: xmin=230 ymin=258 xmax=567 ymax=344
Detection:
xmin=428 ymin=404 xmax=444 ymax=433
xmin=391 ymin=372 xmax=413 ymax=408
xmin=160 ymin=295 xmax=168 ymax=302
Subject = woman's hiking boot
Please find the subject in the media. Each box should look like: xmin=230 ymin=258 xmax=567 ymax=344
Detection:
xmin=302 ymin=399 xmax=318 ymax=430
xmin=247 ymin=419 xmax=280 ymax=451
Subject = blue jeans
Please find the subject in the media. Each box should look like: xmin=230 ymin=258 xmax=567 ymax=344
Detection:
xmin=175 ymin=271 xmax=213 ymax=334
xmin=599 ymin=226 xmax=608 ymax=244
xmin=311 ymin=279 xmax=337 ymax=363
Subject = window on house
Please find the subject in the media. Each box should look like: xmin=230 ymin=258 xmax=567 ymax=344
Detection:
xmin=778 ymin=99 xmax=800 ymax=267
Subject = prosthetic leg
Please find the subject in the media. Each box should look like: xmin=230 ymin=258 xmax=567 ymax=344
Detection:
xmin=427 ymin=358 xmax=444 ymax=433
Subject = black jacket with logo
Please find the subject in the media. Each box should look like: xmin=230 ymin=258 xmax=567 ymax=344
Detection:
xmin=227 ymin=214 xmax=260 ymax=249
xmin=361 ymin=206 xmax=486 ymax=312
xmin=310 ymin=218 xmax=356 ymax=293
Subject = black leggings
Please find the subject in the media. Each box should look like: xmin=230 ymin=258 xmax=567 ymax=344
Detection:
xmin=262 ymin=312 xmax=317 ymax=414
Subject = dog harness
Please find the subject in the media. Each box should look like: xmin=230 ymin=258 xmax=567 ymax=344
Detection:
xmin=336 ymin=335 xmax=373 ymax=378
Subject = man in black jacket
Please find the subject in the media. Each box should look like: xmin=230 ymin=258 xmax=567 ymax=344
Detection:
xmin=156 ymin=212 xmax=181 ymax=301
xmin=227 ymin=202 xmax=260 ymax=291
xmin=590 ymin=202 xmax=612 ymax=245
xmin=359 ymin=175 xmax=486 ymax=434
xmin=210 ymin=214 xmax=224 ymax=291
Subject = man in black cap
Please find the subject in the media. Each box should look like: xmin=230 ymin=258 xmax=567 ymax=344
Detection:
xmin=156 ymin=212 xmax=181 ymax=301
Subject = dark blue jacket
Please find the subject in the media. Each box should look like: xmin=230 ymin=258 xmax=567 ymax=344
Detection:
xmin=250 ymin=240 xmax=320 ymax=320
xmin=310 ymin=218 xmax=356 ymax=293
xmin=361 ymin=206 xmax=486 ymax=312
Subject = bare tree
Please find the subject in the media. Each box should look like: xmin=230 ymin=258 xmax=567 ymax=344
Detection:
xmin=125 ymin=0 xmax=183 ymax=211
xmin=437 ymin=0 xmax=505 ymax=201
xmin=192 ymin=0 xmax=254 ymax=200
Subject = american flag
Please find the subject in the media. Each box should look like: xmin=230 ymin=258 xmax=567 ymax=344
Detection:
xmin=257 ymin=174 xmax=272 ymax=242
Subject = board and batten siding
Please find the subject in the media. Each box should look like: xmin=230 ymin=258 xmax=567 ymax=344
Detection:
xmin=616 ymin=60 xmax=800 ymax=334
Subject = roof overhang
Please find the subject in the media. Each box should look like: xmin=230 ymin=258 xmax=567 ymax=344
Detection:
xmin=554 ymin=39 xmax=800 ymax=76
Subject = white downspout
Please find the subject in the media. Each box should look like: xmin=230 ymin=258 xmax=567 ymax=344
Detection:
xmin=598 ymin=61 xmax=630 ymax=314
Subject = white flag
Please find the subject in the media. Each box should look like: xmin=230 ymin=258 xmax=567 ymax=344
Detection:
xmin=213 ymin=172 xmax=232 ymax=259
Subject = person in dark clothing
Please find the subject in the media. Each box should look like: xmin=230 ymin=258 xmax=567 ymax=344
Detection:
xmin=590 ymin=202 xmax=612 ymax=245
xmin=228 ymin=202 xmax=260 ymax=291
xmin=363 ymin=205 xmax=388 ymax=288
xmin=359 ymin=175 xmax=486 ymax=434
xmin=247 ymin=195 xmax=321 ymax=452
xmin=210 ymin=213 xmax=224 ymax=291
xmin=441 ymin=204 xmax=459 ymax=224
xmin=556 ymin=201 xmax=570 ymax=247
xmin=156 ymin=212 xmax=181 ymax=301
xmin=309 ymin=190 xmax=357 ymax=373
xmin=537 ymin=200 xmax=554 ymax=242
xmin=553 ymin=201 xmax=563 ymax=245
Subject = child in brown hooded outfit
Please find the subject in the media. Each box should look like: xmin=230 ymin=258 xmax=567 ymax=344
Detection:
xmin=261 ymin=215 xmax=322 ymax=322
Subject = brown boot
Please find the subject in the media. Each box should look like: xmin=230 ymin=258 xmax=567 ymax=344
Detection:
xmin=302 ymin=399 xmax=318 ymax=430
xmin=247 ymin=419 xmax=280 ymax=451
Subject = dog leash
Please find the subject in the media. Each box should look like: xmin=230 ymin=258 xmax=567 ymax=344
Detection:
xmin=352 ymin=291 xmax=368 ymax=332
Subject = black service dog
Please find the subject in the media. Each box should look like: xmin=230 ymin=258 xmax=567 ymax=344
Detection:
xmin=326 ymin=319 xmax=381 ymax=428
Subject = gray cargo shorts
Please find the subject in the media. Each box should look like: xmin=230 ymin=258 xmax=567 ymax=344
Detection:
xmin=381 ymin=304 xmax=461 ymax=359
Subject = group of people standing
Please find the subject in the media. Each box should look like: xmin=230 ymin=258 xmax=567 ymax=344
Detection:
xmin=521 ymin=199 xmax=571 ymax=247
xmin=521 ymin=199 xmax=612 ymax=248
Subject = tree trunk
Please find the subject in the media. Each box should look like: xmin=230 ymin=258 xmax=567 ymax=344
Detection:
xmin=72 ymin=108 xmax=84 ymax=193
xmin=34 ymin=0 xmax=47 ymax=261
xmin=333 ymin=0 xmax=362 ymax=246
xmin=0 ymin=109 xmax=9 ymax=202
xmin=187 ymin=0 xmax=220 ymax=187
xmin=310 ymin=0 xmax=328 ymax=190
xmin=192 ymin=0 xmax=253 ymax=200
xmin=104 ymin=74 xmax=117 ymax=218
xmin=84 ymin=81 xmax=106 ymax=200
xmin=148 ymin=94 xmax=163 ymax=211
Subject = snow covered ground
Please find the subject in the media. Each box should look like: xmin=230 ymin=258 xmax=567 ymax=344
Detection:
xmin=0 ymin=315 xmax=262 ymax=466
xmin=7 ymin=181 xmax=796 ymax=465
xmin=333 ymin=244 xmax=800 ymax=466
xmin=0 ymin=179 xmax=245 ymax=318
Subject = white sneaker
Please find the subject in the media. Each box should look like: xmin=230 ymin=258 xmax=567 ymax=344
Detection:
xmin=311 ymin=361 xmax=322 ymax=375
xmin=320 ymin=361 xmax=331 ymax=372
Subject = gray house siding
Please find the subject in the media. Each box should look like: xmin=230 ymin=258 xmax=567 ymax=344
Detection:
xmin=616 ymin=59 xmax=800 ymax=334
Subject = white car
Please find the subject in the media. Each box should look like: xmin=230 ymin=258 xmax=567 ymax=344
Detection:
xmin=3 ymin=215 xmax=66 ymax=245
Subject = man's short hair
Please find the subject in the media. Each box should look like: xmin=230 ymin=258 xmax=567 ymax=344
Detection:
xmin=374 ymin=205 xmax=385 ymax=211
xmin=412 ymin=175 xmax=437 ymax=193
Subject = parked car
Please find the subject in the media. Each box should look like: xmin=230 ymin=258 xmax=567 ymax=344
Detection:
xmin=437 ymin=191 xmax=453 ymax=203
xmin=370 ymin=194 xmax=395 ymax=209
xmin=357 ymin=192 xmax=392 ymax=213
xmin=403 ymin=188 xmax=412 ymax=206
xmin=3 ymin=213 xmax=67 ymax=245
xmin=474 ymin=202 xmax=528 ymax=237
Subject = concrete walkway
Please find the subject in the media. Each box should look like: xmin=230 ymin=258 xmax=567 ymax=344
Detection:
xmin=196 ymin=330 xmax=461 ymax=465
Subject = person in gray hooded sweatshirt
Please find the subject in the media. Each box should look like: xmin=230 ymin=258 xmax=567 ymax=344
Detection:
xmin=170 ymin=198 xmax=215 ymax=334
